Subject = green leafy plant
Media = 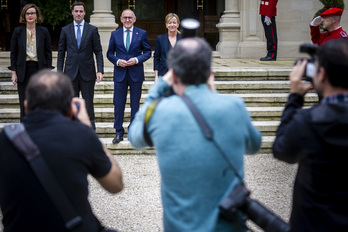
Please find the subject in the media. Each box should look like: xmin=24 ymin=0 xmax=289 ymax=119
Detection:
xmin=32 ymin=0 xmax=71 ymax=30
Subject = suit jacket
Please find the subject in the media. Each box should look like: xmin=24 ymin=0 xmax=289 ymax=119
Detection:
xmin=273 ymin=93 xmax=348 ymax=231
xmin=57 ymin=22 xmax=103 ymax=81
xmin=106 ymin=26 xmax=151 ymax=83
xmin=154 ymin=33 xmax=181 ymax=77
xmin=259 ymin=0 xmax=278 ymax=17
xmin=9 ymin=25 xmax=52 ymax=82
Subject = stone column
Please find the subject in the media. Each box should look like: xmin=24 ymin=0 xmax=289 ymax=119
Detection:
xmin=89 ymin=0 xmax=118 ymax=67
xmin=238 ymin=0 xmax=265 ymax=59
xmin=216 ymin=0 xmax=241 ymax=58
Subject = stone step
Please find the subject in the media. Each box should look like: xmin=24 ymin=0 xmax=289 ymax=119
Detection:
xmin=0 ymin=68 xmax=291 ymax=82
xmin=0 ymin=93 xmax=318 ymax=112
xmin=0 ymin=105 xmax=296 ymax=123
xmin=101 ymin=136 xmax=275 ymax=155
xmin=0 ymin=121 xmax=275 ymax=154
xmin=92 ymin=92 xmax=318 ymax=108
xmin=0 ymin=121 xmax=280 ymax=136
xmin=0 ymin=80 xmax=294 ymax=95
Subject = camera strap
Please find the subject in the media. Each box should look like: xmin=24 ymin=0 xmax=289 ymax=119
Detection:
xmin=180 ymin=95 xmax=245 ymax=184
xmin=3 ymin=123 xmax=83 ymax=231
xmin=143 ymin=93 xmax=245 ymax=184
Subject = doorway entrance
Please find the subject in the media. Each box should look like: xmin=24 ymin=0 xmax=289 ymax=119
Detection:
xmin=114 ymin=0 xmax=224 ymax=50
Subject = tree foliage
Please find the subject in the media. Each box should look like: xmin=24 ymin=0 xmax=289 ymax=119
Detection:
xmin=315 ymin=0 xmax=345 ymax=17
xmin=32 ymin=0 xmax=71 ymax=30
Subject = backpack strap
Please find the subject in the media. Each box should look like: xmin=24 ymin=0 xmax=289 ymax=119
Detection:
xmin=4 ymin=124 xmax=82 ymax=231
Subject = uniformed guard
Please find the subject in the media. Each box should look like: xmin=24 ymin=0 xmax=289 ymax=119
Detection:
xmin=310 ymin=7 xmax=348 ymax=45
xmin=259 ymin=0 xmax=278 ymax=61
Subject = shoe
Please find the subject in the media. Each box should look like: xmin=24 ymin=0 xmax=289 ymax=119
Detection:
xmin=112 ymin=135 xmax=123 ymax=144
xmin=260 ymin=56 xmax=276 ymax=61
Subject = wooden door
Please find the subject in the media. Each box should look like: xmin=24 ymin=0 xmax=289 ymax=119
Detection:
xmin=115 ymin=0 xmax=223 ymax=50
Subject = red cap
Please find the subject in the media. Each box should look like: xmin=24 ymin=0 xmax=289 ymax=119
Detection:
xmin=320 ymin=8 xmax=343 ymax=17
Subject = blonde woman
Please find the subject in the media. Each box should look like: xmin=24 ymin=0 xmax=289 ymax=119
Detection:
xmin=154 ymin=13 xmax=181 ymax=82
xmin=9 ymin=3 xmax=52 ymax=121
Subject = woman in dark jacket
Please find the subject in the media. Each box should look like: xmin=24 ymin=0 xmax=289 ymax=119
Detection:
xmin=154 ymin=13 xmax=180 ymax=82
xmin=9 ymin=3 xmax=52 ymax=121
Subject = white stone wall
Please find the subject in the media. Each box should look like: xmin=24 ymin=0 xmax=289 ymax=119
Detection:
xmin=219 ymin=0 xmax=348 ymax=59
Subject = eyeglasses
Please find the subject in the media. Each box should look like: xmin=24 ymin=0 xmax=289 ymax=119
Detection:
xmin=122 ymin=17 xmax=134 ymax=21
xmin=26 ymin=12 xmax=37 ymax=16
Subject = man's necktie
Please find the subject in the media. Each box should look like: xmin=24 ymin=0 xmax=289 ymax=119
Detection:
xmin=76 ymin=24 xmax=81 ymax=48
xmin=126 ymin=30 xmax=130 ymax=52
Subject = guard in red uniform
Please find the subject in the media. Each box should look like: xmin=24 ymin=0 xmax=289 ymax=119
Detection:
xmin=310 ymin=8 xmax=348 ymax=45
xmin=259 ymin=0 xmax=278 ymax=61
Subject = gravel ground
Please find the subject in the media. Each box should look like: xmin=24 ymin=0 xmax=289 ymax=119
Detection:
xmin=0 ymin=153 xmax=297 ymax=232
xmin=88 ymin=153 xmax=297 ymax=232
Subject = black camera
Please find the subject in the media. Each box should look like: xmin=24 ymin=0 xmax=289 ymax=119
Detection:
xmin=219 ymin=182 xmax=290 ymax=232
xmin=295 ymin=43 xmax=318 ymax=82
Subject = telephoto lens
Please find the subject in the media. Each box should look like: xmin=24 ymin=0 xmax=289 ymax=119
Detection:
xmin=219 ymin=182 xmax=290 ymax=232
xmin=241 ymin=198 xmax=290 ymax=232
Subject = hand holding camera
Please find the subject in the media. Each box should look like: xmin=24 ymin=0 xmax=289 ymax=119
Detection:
xmin=290 ymin=60 xmax=313 ymax=96
xmin=71 ymin=97 xmax=92 ymax=128
xmin=292 ymin=43 xmax=319 ymax=96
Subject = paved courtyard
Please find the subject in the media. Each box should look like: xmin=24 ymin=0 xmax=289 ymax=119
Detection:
xmin=87 ymin=153 xmax=297 ymax=232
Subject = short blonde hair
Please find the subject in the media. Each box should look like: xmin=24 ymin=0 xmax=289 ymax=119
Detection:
xmin=19 ymin=4 xmax=43 ymax=24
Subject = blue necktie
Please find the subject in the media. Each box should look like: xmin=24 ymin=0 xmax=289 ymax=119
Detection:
xmin=76 ymin=24 xmax=81 ymax=48
xmin=126 ymin=30 xmax=130 ymax=52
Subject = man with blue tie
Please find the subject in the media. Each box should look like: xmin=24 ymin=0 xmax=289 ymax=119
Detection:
xmin=57 ymin=1 xmax=104 ymax=130
xmin=107 ymin=9 xmax=151 ymax=143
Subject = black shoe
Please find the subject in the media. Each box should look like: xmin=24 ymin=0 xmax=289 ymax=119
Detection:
xmin=260 ymin=56 xmax=276 ymax=61
xmin=112 ymin=135 xmax=123 ymax=144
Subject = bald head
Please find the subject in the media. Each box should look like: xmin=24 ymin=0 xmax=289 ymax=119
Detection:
xmin=26 ymin=70 xmax=74 ymax=116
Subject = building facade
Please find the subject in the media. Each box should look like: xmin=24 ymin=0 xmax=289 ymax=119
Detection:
xmin=1 ymin=0 xmax=347 ymax=60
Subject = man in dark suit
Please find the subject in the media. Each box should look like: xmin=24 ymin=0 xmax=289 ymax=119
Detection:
xmin=107 ymin=9 xmax=151 ymax=143
xmin=57 ymin=1 xmax=103 ymax=130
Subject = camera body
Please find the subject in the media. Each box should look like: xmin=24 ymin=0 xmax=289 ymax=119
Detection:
xmin=181 ymin=18 xmax=200 ymax=38
xmin=295 ymin=43 xmax=318 ymax=82
xmin=219 ymin=182 xmax=290 ymax=232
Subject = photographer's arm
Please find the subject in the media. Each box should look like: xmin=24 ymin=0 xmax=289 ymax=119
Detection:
xmin=272 ymin=61 xmax=311 ymax=163
xmin=71 ymin=98 xmax=123 ymax=193
xmin=96 ymin=147 xmax=124 ymax=194
xmin=129 ymin=74 xmax=172 ymax=149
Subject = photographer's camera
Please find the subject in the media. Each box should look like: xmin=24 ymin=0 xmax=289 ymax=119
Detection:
xmin=295 ymin=43 xmax=318 ymax=82
xmin=219 ymin=182 xmax=290 ymax=232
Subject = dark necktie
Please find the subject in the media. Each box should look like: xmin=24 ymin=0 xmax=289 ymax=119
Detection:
xmin=76 ymin=24 xmax=81 ymax=48
xmin=126 ymin=30 xmax=130 ymax=52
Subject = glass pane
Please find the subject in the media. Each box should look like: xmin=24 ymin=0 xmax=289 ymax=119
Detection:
xmin=112 ymin=0 xmax=164 ymax=21
xmin=134 ymin=0 xmax=164 ymax=20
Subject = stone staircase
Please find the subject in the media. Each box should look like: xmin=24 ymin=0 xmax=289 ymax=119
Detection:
xmin=0 ymin=65 xmax=318 ymax=154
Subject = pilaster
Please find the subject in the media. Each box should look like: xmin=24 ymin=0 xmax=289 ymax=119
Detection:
xmin=89 ymin=0 xmax=118 ymax=67
xmin=216 ymin=0 xmax=241 ymax=58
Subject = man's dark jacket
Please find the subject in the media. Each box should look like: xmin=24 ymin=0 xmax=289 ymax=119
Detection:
xmin=0 ymin=110 xmax=111 ymax=231
xmin=273 ymin=93 xmax=348 ymax=232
